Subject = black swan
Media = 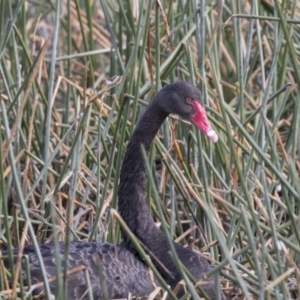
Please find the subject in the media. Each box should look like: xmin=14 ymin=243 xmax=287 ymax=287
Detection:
xmin=1 ymin=81 xmax=223 ymax=299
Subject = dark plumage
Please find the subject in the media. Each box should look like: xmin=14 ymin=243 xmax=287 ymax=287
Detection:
xmin=118 ymin=81 xmax=220 ymax=298
xmin=1 ymin=82 xmax=224 ymax=299
xmin=3 ymin=242 xmax=156 ymax=299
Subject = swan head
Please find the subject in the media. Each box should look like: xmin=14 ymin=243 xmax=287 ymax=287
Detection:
xmin=159 ymin=81 xmax=218 ymax=143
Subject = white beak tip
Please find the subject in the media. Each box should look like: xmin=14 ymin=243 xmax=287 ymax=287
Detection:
xmin=207 ymin=130 xmax=218 ymax=143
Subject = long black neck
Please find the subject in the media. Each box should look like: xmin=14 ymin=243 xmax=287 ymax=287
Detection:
xmin=118 ymin=98 xmax=167 ymax=243
xmin=118 ymin=97 xmax=214 ymax=291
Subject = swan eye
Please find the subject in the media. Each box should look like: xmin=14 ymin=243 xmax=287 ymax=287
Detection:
xmin=186 ymin=98 xmax=193 ymax=103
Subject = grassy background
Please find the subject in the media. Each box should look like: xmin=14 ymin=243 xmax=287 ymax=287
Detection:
xmin=0 ymin=0 xmax=300 ymax=299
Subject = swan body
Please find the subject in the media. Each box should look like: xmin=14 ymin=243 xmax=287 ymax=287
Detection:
xmin=1 ymin=82 xmax=224 ymax=299
xmin=3 ymin=242 xmax=156 ymax=299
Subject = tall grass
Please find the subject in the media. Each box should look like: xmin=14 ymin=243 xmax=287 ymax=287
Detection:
xmin=0 ymin=0 xmax=300 ymax=299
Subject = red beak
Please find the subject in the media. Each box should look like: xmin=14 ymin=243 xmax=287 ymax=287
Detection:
xmin=190 ymin=102 xmax=218 ymax=143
